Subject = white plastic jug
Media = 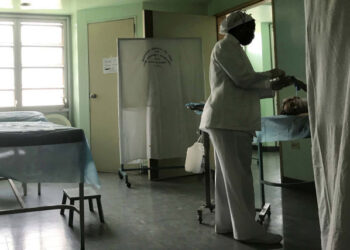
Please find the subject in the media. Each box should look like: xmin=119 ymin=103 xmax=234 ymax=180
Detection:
xmin=185 ymin=142 xmax=204 ymax=174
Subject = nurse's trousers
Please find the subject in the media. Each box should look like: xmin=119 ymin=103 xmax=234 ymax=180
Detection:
xmin=207 ymin=129 xmax=265 ymax=240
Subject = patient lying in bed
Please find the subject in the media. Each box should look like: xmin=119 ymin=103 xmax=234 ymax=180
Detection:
xmin=280 ymin=96 xmax=308 ymax=115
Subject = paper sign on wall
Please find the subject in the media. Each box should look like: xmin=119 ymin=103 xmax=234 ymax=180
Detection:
xmin=103 ymin=57 xmax=118 ymax=74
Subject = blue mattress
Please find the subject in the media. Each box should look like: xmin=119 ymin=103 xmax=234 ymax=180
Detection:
xmin=255 ymin=115 xmax=310 ymax=143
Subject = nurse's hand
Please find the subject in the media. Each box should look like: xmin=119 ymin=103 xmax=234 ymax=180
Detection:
xmin=292 ymin=76 xmax=307 ymax=91
xmin=269 ymin=68 xmax=285 ymax=79
xmin=270 ymin=76 xmax=293 ymax=90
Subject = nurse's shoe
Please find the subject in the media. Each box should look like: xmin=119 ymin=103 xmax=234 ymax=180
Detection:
xmin=239 ymin=232 xmax=282 ymax=245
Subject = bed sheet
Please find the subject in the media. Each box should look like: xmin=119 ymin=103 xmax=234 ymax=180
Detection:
xmin=0 ymin=111 xmax=47 ymax=122
xmin=254 ymin=115 xmax=310 ymax=143
xmin=0 ymin=113 xmax=99 ymax=187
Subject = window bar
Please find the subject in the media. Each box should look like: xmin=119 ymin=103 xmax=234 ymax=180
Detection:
xmin=14 ymin=19 xmax=21 ymax=109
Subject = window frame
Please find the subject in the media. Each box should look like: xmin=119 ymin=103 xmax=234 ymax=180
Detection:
xmin=0 ymin=14 xmax=71 ymax=114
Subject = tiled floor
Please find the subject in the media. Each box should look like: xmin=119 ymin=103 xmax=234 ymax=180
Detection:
xmin=0 ymin=152 xmax=321 ymax=250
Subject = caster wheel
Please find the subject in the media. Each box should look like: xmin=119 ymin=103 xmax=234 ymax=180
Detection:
xmin=197 ymin=211 xmax=203 ymax=224
xmin=126 ymin=182 xmax=131 ymax=188
xmin=118 ymin=172 xmax=123 ymax=179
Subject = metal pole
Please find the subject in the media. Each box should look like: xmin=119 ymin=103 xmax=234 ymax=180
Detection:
xmin=38 ymin=183 xmax=41 ymax=196
xmin=8 ymin=179 xmax=25 ymax=208
xmin=0 ymin=204 xmax=78 ymax=215
xmin=22 ymin=183 xmax=27 ymax=196
xmin=258 ymin=143 xmax=265 ymax=206
xmin=203 ymin=132 xmax=211 ymax=207
xmin=79 ymin=182 xmax=85 ymax=250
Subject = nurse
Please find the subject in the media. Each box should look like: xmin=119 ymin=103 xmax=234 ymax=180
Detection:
xmin=200 ymin=11 xmax=288 ymax=244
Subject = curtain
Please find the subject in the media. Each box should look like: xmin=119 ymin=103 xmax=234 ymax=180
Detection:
xmin=118 ymin=38 xmax=204 ymax=164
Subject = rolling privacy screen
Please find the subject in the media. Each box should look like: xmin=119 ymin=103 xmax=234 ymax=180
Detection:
xmin=118 ymin=38 xmax=205 ymax=164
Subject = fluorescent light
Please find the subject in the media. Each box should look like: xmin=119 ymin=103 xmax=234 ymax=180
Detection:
xmin=20 ymin=0 xmax=61 ymax=9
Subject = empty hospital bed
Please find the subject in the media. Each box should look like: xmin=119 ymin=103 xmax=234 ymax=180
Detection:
xmin=0 ymin=111 xmax=47 ymax=204
xmin=0 ymin=111 xmax=99 ymax=250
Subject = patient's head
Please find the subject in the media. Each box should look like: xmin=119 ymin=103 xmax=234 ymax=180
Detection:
xmin=280 ymin=96 xmax=308 ymax=115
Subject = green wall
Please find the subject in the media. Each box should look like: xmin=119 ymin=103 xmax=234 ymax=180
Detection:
xmin=274 ymin=0 xmax=313 ymax=181
xmin=246 ymin=22 xmax=274 ymax=118
xmin=246 ymin=22 xmax=275 ymax=147
xmin=260 ymin=22 xmax=274 ymax=118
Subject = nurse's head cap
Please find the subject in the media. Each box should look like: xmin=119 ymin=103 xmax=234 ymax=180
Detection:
xmin=219 ymin=11 xmax=254 ymax=34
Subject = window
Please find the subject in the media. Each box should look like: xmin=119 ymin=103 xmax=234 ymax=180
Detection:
xmin=0 ymin=16 xmax=69 ymax=112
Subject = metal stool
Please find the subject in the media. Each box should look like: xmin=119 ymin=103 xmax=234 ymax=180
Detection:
xmin=60 ymin=187 xmax=104 ymax=227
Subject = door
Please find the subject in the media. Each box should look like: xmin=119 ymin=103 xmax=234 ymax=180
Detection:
xmin=88 ymin=19 xmax=135 ymax=172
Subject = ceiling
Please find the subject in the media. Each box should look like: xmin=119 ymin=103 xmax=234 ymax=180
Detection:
xmin=0 ymin=0 xmax=272 ymax=23
xmin=0 ymin=0 xmax=212 ymax=14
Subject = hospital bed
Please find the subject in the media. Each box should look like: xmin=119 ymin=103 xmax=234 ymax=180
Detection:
xmin=254 ymin=114 xmax=310 ymax=223
xmin=186 ymin=103 xmax=310 ymax=224
xmin=0 ymin=111 xmax=99 ymax=250
xmin=0 ymin=111 xmax=47 ymax=204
